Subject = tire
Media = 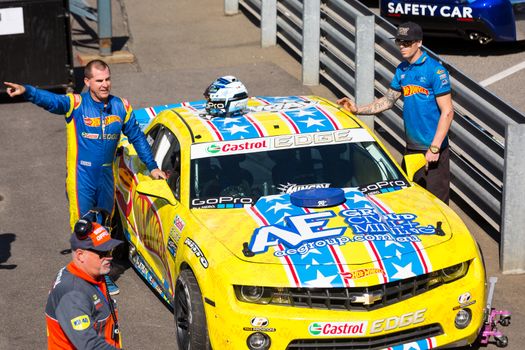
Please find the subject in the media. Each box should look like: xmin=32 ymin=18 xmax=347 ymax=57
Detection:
xmin=175 ymin=269 xmax=210 ymax=350
xmin=495 ymin=335 xmax=508 ymax=348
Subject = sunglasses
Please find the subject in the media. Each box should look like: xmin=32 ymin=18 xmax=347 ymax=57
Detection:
xmin=86 ymin=249 xmax=113 ymax=258
xmin=395 ymin=39 xmax=417 ymax=47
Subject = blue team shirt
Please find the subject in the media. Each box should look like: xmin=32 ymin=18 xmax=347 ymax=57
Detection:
xmin=390 ymin=51 xmax=451 ymax=150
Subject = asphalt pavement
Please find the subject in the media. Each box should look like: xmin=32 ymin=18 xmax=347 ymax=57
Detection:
xmin=0 ymin=0 xmax=523 ymax=349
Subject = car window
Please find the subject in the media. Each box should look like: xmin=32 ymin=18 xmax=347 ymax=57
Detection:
xmin=146 ymin=125 xmax=162 ymax=154
xmin=189 ymin=140 xmax=405 ymax=208
xmin=156 ymin=130 xmax=181 ymax=200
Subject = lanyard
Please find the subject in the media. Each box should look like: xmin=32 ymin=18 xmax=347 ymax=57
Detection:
xmin=94 ymin=282 xmax=120 ymax=344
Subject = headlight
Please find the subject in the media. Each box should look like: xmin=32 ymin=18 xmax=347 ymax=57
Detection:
xmin=427 ymin=261 xmax=470 ymax=287
xmin=235 ymin=286 xmax=291 ymax=305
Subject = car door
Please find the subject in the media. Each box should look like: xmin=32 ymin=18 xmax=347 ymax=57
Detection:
xmin=131 ymin=126 xmax=182 ymax=300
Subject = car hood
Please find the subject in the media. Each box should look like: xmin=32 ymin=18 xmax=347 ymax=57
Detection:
xmin=193 ymin=187 xmax=454 ymax=270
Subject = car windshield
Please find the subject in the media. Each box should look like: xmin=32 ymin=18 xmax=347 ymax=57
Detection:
xmin=189 ymin=139 xmax=406 ymax=208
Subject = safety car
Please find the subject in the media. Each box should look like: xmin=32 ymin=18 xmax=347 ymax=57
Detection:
xmin=381 ymin=0 xmax=525 ymax=44
xmin=114 ymin=95 xmax=486 ymax=349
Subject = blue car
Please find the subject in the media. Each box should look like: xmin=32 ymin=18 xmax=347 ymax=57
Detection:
xmin=380 ymin=0 xmax=525 ymax=43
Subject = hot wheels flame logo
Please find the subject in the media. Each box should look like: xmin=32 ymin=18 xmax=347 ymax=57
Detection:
xmin=402 ymin=85 xmax=429 ymax=97
xmin=83 ymin=115 xmax=122 ymax=127
xmin=340 ymin=268 xmax=385 ymax=281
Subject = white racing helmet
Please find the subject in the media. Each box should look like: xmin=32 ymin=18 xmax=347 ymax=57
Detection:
xmin=204 ymin=76 xmax=248 ymax=117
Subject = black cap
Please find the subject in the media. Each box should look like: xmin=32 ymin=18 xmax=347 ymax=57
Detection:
xmin=395 ymin=22 xmax=423 ymax=41
xmin=70 ymin=222 xmax=123 ymax=252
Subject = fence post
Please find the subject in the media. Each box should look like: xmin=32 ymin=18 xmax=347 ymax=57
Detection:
xmin=500 ymin=124 xmax=525 ymax=274
xmin=97 ymin=0 xmax=112 ymax=56
xmin=355 ymin=15 xmax=375 ymax=129
xmin=261 ymin=0 xmax=277 ymax=47
xmin=302 ymin=0 xmax=320 ymax=85
xmin=225 ymin=0 xmax=239 ymax=15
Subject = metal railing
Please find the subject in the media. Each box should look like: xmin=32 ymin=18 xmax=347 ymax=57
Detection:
xmin=231 ymin=0 xmax=525 ymax=272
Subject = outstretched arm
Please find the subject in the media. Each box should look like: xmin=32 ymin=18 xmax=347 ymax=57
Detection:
xmin=5 ymin=81 xmax=71 ymax=115
xmin=4 ymin=82 xmax=26 ymax=97
xmin=337 ymin=88 xmax=401 ymax=115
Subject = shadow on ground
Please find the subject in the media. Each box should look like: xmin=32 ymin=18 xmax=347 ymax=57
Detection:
xmin=0 ymin=233 xmax=17 ymax=270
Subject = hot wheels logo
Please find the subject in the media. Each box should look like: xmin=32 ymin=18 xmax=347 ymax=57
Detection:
xmin=402 ymin=85 xmax=429 ymax=97
xmin=308 ymin=321 xmax=367 ymax=336
xmin=340 ymin=268 xmax=385 ymax=281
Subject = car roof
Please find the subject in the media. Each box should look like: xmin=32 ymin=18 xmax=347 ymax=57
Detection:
xmin=136 ymin=96 xmax=365 ymax=145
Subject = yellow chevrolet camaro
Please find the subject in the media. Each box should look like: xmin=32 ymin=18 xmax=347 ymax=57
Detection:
xmin=114 ymin=96 xmax=486 ymax=350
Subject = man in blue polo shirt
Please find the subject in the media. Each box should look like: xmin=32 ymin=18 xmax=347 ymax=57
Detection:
xmin=337 ymin=22 xmax=454 ymax=204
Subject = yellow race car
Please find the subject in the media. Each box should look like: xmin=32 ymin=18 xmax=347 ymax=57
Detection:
xmin=114 ymin=96 xmax=486 ymax=350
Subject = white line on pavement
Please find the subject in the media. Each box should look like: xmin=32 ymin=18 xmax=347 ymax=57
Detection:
xmin=479 ymin=60 xmax=525 ymax=87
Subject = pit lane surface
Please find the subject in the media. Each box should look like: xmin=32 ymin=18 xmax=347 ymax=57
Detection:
xmin=0 ymin=0 xmax=523 ymax=349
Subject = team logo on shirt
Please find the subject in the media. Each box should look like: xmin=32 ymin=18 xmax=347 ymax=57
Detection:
xmin=83 ymin=115 xmax=122 ymax=127
xmin=402 ymin=85 xmax=429 ymax=97
xmin=71 ymin=315 xmax=90 ymax=331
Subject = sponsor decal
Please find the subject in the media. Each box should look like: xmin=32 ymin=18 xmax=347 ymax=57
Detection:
xmin=437 ymin=69 xmax=445 ymax=74
xmin=91 ymin=226 xmax=111 ymax=245
xmin=277 ymin=183 xmax=330 ymax=194
xmin=174 ymin=215 xmax=185 ymax=232
xmin=387 ymin=3 xmax=473 ymax=18
xmin=453 ymin=300 xmax=476 ymax=310
xmin=458 ymin=292 xmax=471 ymax=304
xmin=359 ymin=180 xmax=409 ymax=195
xmin=453 ymin=292 xmax=476 ymax=309
xmin=247 ymin=189 xmax=432 ymax=288
xmin=83 ymin=116 xmax=100 ymax=127
xmin=167 ymin=237 xmax=177 ymax=259
xmin=83 ymin=115 xmax=121 ymax=127
xmin=184 ymin=238 xmax=209 ymax=268
xmin=341 ymin=208 xmax=436 ymax=238
xmin=251 ymin=207 xmax=436 ymax=257
xmin=273 ymin=129 xmax=354 ymax=149
xmin=402 ymin=85 xmax=429 ymax=97
xmin=251 ymin=317 xmax=269 ymax=327
xmin=191 ymin=196 xmax=254 ymax=209
xmin=249 ymin=211 xmax=347 ymax=255
xmin=370 ymin=309 xmax=426 ymax=334
xmin=308 ymin=321 xmax=367 ymax=336
xmin=206 ymin=140 xmax=268 ymax=155
xmin=243 ymin=327 xmax=277 ymax=332
xmin=73 ymin=94 xmax=82 ymax=109
xmin=105 ymin=115 xmax=122 ymax=125
xmin=71 ymin=315 xmax=90 ymax=331
xmin=80 ymin=132 xmax=119 ymax=140
xmin=206 ymin=144 xmax=221 ymax=154
xmin=191 ymin=129 xmax=375 ymax=159
xmin=249 ymin=101 xmax=316 ymax=113
xmin=81 ymin=132 xmax=99 ymax=139
xmin=340 ymin=268 xmax=385 ymax=281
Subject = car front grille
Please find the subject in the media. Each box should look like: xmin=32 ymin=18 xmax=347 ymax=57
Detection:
xmin=286 ymin=323 xmax=443 ymax=349
xmin=275 ymin=273 xmax=439 ymax=311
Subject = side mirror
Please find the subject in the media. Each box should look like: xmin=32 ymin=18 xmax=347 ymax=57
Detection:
xmin=403 ymin=153 xmax=427 ymax=181
xmin=136 ymin=180 xmax=178 ymax=206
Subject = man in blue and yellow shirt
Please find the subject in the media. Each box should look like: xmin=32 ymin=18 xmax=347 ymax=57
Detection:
xmin=5 ymin=60 xmax=166 ymax=294
xmin=337 ymin=22 xmax=454 ymax=203
xmin=5 ymin=60 xmax=166 ymax=228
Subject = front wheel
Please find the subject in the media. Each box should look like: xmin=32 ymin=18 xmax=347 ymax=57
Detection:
xmin=175 ymin=269 xmax=210 ymax=350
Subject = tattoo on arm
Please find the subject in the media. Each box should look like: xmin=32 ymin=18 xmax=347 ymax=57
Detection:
xmin=356 ymin=89 xmax=401 ymax=115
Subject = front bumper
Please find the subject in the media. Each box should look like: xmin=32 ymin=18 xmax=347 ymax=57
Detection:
xmin=204 ymin=258 xmax=485 ymax=349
